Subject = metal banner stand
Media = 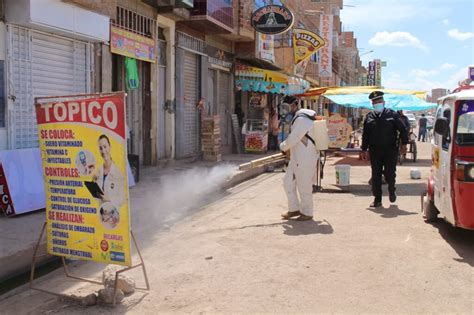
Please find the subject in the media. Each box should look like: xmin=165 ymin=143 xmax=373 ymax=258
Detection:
xmin=30 ymin=222 xmax=150 ymax=306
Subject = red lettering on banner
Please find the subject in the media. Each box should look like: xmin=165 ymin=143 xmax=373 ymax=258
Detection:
xmin=0 ymin=164 xmax=15 ymax=217
xmin=35 ymin=96 xmax=125 ymax=139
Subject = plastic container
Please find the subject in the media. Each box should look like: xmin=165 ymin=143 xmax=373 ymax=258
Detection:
xmin=312 ymin=120 xmax=329 ymax=151
xmin=335 ymin=164 xmax=351 ymax=186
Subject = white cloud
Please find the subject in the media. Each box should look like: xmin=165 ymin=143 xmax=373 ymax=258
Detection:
xmin=369 ymin=31 xmax=429 ymax=52
xmin=448 ymin=29 xmax=474 ymax=41
xmin=440 ymin=63 xmax=456 ymax=70
xmin=340 ymin=0 xmax=449 ymax=29
xmin=411 ymin=69 xmax=439 ymax=77
xmin=442 ymin=19 xmax=450 ymax=26
xmin=384 ymin=65 xmax=474 ymax=92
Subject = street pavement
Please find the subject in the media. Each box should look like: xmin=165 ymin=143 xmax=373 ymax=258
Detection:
xmin=0 ymin=142 xmax=473 ymax=314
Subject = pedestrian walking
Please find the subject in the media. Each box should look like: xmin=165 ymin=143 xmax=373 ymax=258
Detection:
xmin=418 ymin=113 xmax=428 ymax=142
xmin=361 ymin=91 xmax=408 ymax=208
xmin=280 ymin=96 xmax=318 ymax=221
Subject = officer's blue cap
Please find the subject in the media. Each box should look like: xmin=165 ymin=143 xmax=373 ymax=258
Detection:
xmin=369 ymin=91 xmax=384 ymax=101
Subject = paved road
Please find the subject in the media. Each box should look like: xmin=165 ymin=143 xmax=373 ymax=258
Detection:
xmin=0 ymin=141 xmax=473 ymax=314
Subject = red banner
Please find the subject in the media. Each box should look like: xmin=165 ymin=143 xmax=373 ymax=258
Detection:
xmin=35 ymin=95 xmax=126 ymax=139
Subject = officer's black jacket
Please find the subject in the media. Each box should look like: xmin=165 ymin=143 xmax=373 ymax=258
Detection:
xmin=362 ymin=108 xmax=408 ymax=151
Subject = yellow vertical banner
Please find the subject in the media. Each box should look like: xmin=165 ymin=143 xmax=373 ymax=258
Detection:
xmin=293 ymin=28 xmax=326 ymax=65
xmin=35 ymin=93 xmax=132 ymax=266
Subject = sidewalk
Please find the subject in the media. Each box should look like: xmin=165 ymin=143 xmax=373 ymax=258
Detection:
xmin=0 ymin=152 xmax=282 ymax=284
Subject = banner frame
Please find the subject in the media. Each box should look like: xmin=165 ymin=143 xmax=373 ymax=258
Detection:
xmin=30 ymin=222 xmax=150 ymax=305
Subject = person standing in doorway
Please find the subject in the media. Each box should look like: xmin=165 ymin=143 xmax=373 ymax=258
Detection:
xmin=361 ymin=91 xmax=408 ymax=208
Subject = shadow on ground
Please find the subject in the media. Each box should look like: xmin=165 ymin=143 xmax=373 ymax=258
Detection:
xmin=237 ymin=220 xmax=334 ymax=236
xmin=320 ymin=182 xmax=427 ymax=197
xmin=367 ymin=205 xmax=418 ymax=218
xmin=430 ymin=220 xmax=474 ymax=267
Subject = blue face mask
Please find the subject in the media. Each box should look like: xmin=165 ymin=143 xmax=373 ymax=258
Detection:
xmin=373 ymin=103 xmax=385 ymax=112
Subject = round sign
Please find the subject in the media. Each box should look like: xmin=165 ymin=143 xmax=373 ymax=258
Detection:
xmin=251 ymin=5 xmax=294 ymax=35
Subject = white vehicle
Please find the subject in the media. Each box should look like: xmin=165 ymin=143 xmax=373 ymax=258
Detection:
xmin=405 ymin=113 xmax=417 ymax=128
xmin=422 ymin=85 xmax=474 ymax=229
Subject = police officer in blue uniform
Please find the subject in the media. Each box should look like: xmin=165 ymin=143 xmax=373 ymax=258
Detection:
xmin=361 ymin=91 xmax=408 ymax=208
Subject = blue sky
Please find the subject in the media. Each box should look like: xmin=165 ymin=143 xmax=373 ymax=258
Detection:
xmin=340 ymin=0 xmax=474 ymax=94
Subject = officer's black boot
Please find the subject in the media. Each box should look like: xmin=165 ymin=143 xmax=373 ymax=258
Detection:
xmin=389 ymin=191 xmax=397 ymax=203
xmin=370 ymin=199 xmax=382 ymax=208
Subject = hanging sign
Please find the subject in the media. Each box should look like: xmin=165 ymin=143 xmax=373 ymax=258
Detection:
xmin=251 ymin=5 xmax=294 ymax=35
xmin=110 ymin=26 xmax=156 ymax=63
xmin=35 ymin=92 xmax=132 ymax=266
xmin=293 ymin=29 xmax=325 ymax=65
xmin=318 ymin=14 xmax=333 ymax=77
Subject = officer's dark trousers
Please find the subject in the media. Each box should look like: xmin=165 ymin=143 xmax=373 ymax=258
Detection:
xmin=369 ymin=148 xmax=397 ymax=202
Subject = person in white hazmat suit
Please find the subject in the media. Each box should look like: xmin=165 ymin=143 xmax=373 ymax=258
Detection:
xmin=280 ymin=96 xmax=317 ymax=221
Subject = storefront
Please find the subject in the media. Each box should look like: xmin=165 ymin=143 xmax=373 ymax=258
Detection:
xmin=3 ymin=0 xmax=109 ymax=149
xmin=110 ymin=6 xmax=157 ymax=165
xmin=175 ymin=31 xmax=204 ymax=159
xmin=206 ymin=46 xmax=234 ymax=154
xmin=235 ymin=62 xmax=310 ymax=153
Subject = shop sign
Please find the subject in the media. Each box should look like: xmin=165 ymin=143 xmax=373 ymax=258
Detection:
xmin=327 ymin=114 xmax=352 ymax=148
xmin=294 ymin=58 xmax=309 ymax=78
xmin=293 ymin=29 xmax=325 ymax=65
xmin=245 ymin=131 xmax=268 ymax=152
xmin=368 ymin=61 xmax=376 ymax=85
xmin=251 ymin=5 xmax=294 ymax=35
xmin=110 ymin=26 xmax=156 ymax=63
xmin=206 ymin=45 xmax=234 ymax=69
xmin=256 ymin=33 xmax=275 ymax=63
xmin=35 ymin=92 xmax=132 ymax=266
xmin=375 ymin=59 xmax=382 ymax=86
xmin=318 ymin=14 xmax=333 ymax=77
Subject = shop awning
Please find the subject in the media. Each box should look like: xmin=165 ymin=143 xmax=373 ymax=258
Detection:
xmin=294 ymin=85 xmax=435 ymax=111
xmin=298 ymin=86 xmax=427 ymax=99
xmin=324 ymin=93 xmax=437 ymax=111
xmin=235 ymin=62 xmax=310 ymax=95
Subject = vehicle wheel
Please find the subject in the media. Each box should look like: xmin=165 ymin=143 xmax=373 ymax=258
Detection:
xmin=422 ymin=194 xmax=438 ymax=222
xmin=412 ymin=142 xmax=417 ymax=162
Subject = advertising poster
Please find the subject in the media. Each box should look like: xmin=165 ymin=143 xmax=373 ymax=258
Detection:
xmin=256 ymin=33 xmax=275 ymax=63
xmin=293 ymin=29 xmax=325 ymax=65
xmin=35 ymin=93 xmax=131 ymax=266
xmin=110 ymin=26 xmax=156 ymax=63
xmin=245 ymin=131 xmax=268 ymax=152
xmin=318 ymin=14 xmax=333 ymax=77
xmin=327 ymin=114 xmax=353 ymax=148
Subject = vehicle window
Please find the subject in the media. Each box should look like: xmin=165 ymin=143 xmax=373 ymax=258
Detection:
xmin=456 ymin=101 xmax=474 ymax=145
xmin=442 ymin=108 xmax=451 ymax=150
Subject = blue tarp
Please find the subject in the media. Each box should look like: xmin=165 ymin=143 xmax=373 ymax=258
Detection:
xmin=324 ymin=93 xmax=437 ymax=111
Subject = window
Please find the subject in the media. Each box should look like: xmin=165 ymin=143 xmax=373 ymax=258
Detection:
xmin=442 ymin=108 xmax=451 ymax=150
xmin=455 ymin=101 xmax=474 ymax=145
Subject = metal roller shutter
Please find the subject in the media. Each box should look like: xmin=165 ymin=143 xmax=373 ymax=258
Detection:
xmin=7 ymin=25 xmax=91 ymax=149
xmin=180 ymin=51 xmax=199 ymax=158
xmin=218 ymin=72 xmax=231 ymax=152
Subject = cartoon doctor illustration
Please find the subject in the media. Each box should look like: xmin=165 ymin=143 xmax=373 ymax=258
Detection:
xmin=93 ymin=134 xmax=125 ymax=208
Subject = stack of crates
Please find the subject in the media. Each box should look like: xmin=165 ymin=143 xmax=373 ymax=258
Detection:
xmin=201 ymin=115 xmax=222 ymax=161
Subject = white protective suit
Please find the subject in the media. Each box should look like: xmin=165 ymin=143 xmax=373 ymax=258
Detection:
xmin=280 ymin=109 xmax=318 ymax=216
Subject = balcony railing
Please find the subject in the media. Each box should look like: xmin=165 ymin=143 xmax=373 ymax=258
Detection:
xmin=190 ymin=0 xmax=234 ymax=29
